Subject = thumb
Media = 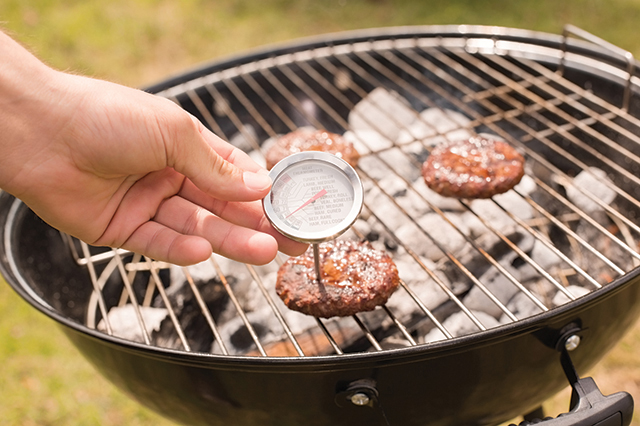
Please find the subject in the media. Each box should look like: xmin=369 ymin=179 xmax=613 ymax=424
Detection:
xmin=168 ymin=113 xmax=271 ymax=201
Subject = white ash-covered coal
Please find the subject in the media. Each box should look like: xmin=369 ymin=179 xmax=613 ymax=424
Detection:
xmin=97 ymin=305 xmax=167 ymax=343
xmin=92 ymin=87 xmax=637 ymax=356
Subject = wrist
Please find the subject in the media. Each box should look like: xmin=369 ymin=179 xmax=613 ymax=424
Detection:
xmin=0 ymin=31 xmax=58 ymax=105
xmin=0 ymin=31 xmax=76 ymax=196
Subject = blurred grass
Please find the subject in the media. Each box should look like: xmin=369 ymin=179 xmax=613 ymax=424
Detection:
xmin=3 ymin=0 xmax=640 ymax=87
xmin=2 ymin=0 xmax=640 ymax=425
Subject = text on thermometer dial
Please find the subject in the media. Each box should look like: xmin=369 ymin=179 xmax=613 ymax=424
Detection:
xmin=263 ymin=151 xmax=363 ymax=243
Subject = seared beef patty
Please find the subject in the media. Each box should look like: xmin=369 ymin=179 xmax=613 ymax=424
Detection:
xmin=275 ymin=240 xmax=399 ymax=318
xmin=265 ymin=128 xmax=360 ymax=170
xmin=422 ymin=136 xmax=525 ymax=199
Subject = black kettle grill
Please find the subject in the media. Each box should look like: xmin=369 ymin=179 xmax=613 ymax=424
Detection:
xmin=2 ymin=25 xmax=640 ymax=426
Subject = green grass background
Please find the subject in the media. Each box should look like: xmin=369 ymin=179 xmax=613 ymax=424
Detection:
xmin=2 ymin=1 xmax=640 ymax=425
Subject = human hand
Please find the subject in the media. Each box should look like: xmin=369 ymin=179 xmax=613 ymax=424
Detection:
xmin=0 ymin=32 xmax=308 ymax=265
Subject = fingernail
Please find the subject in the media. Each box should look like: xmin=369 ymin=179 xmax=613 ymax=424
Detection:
xmin=243 ymin=171 xmax=272 ymax=191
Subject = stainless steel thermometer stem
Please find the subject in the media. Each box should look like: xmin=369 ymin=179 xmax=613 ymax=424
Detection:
xmin=262 ymin=151 xmax=364 ymax=283
xmin=312 ymin=244 xmax=321 ymax=283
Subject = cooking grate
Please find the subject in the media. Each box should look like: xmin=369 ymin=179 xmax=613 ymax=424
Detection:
xmin=59 ymin=25 xmax=640 ymax=358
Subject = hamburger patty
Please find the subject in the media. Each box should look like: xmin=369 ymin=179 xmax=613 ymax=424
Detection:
xmin=275 ymin=240 xmax=399 ymax=318
xmin=265 ymin=128 xmax=360 ymax=170
xmin=422 ymin=136 xmax=525 ymax=199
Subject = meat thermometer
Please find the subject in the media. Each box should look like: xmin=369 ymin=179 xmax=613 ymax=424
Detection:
xmin=262 ymin=151 xmax=364 ymax=281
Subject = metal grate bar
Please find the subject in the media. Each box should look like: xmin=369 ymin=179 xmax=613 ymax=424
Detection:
xmin=182 ymin=267 xmax=229 ymax=355
xmin=146 ymin=257 xmax=192 ymax=351
xmin=245 ymin=264 xmax=306 ymax=356
xmin=330 ymin=50 xmax=458 ymax=141
xmin=209 ymin=256 xmax=267 ymax=356
xmin=117 ymin=252 xmax=143 ymax=306
xmin=63 ymin=233 xmax=129 ymax=266
xmin=223 ymin=76 xmax=280 ymax=142
xmin=84 ymin=256 xmax=119 ymax=330
xmin=113 ymin=251 xmax=152 ymax=345
xmin=382 ymin=305 xmax=417 ymax=346
xmin=185 ymin=90 xmax=223 ymax=138
xmin=314 ymin=318 xmax=344 ymax=355
xmin=493 ymin=57 xmax=640 ymax=158
xmin=81 ymin=242 xmax=113 ymax=335
xmin=352 ymin=314 xmax=383 ymax=351
xmin=560 ymin=24 xmax=635 ymax=111
xmin=348 ymin=222 xmax=453 ymax=340
xmin=257 ymin=66 xmax=326 ymax=130
xmin=298 ymin=55 xmax=426 ymax=142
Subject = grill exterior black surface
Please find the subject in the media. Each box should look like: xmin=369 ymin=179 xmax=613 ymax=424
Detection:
xmin=2 ymin=25 xmax=640 ymax=426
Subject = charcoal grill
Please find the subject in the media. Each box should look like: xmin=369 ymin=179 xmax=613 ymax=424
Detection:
xmin=2 ymin=24 xmax=640 ymax=426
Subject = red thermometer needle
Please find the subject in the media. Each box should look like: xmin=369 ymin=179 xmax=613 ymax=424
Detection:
xmin=286 ymin=189 xmax=327 ymax=218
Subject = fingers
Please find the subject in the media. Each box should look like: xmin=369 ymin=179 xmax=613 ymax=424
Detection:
xmin=93 ymin=167 xmax=186 ymax=249
xmin=119 ymin=194 xmax=303 ymax=265
xmin=120 ymin=222 xmax=214 ymax=266
xmin=150 ymin=195 xmax=280 ymax=265
xmin=95 ymin=164 xmax=305 ymax=265
xmin=178 ymin=179 xmax=309 ymax=257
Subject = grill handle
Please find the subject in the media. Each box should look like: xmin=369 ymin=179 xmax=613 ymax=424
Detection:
xmin=510 ymin=349 xmax=633 ymax=426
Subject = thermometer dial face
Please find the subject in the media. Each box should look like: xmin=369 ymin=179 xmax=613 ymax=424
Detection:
xmin=263 ymin=151 xmax=363 ymax=243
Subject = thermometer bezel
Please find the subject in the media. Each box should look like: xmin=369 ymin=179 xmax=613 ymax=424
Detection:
xmin=263 ymin=151 xmax=363 ymax=244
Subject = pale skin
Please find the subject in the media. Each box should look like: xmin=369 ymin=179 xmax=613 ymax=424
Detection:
xmin=0 ymin=30 xmax=308 ymax=266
